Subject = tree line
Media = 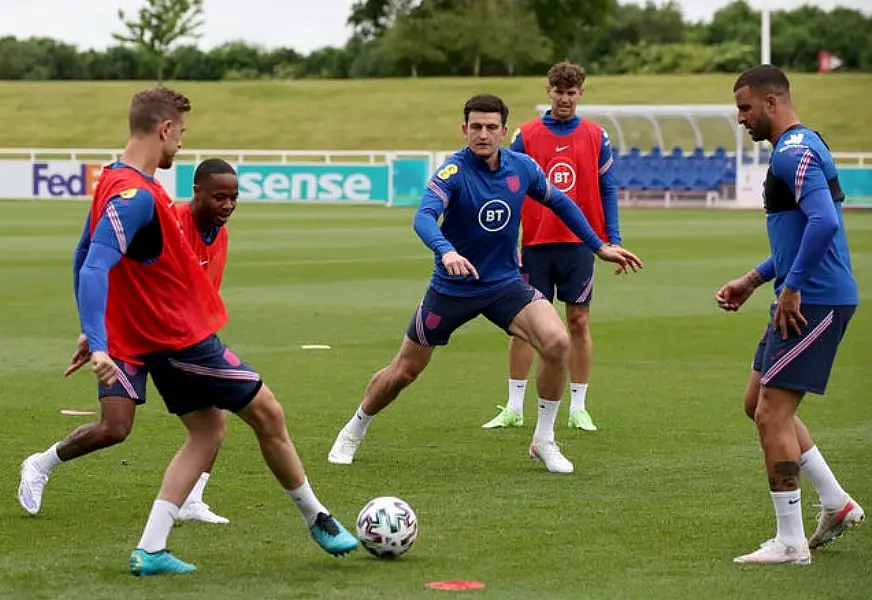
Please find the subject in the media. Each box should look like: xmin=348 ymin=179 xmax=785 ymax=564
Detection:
xmin=1 ymin=0 xmax=870 ymax=81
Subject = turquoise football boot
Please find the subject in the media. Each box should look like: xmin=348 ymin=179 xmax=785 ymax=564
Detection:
xmin=129 ymin=548 xmax=197 ymax=576
xmin=310 ymin=513 xmax=359 ymax=556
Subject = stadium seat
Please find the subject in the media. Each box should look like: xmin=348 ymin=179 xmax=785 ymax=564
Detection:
xmin=613 ymin=145 xmax=739 ymax=194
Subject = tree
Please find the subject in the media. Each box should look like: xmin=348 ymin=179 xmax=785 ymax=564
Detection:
xmin=705 ymin=0 xmax=759 ymax=46
xmin=348 ymin=0 xmax=418 ymax=41
xmin=472 ymin=1 xmax=553 ymax=76
xmin=381 ymin=6 xmax=453 ymax=77
xmin=527 ymin=0 xmax=611 ymax=60
xmin=113 ymin=0 xmax=205 ymax=83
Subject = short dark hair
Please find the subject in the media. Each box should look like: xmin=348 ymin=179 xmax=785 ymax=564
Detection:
xmin=194 ymin=158 xmax=236 ymax=185
xmin=548 ymin=61 xmax=587 ymax=89
xmin=128 ymin=86 xmax=191 ymax=135
xmin=463 ymin=94 xmax=509 ymax=126
xmin=733 ymin=64 xmax=791 ymax=98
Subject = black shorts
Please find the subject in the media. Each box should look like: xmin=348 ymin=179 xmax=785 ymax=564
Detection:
xmin=98 ymin=334 xmax=263 ymax=416
xmin=520 ymin=242 xmax=595 ymax=305
xmin=752 ymin=303 xmax=855 ymax=395
xmin=405 ymin=280 xmax=544 ymax=346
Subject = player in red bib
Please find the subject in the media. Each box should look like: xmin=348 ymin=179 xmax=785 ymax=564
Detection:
xmin=482 ymin=62 xmax=623 ymax=433
xmin=170 ymin=157 xmax=239 ymax=522
xmin=176 ymin=158 xmax=236 ymax=291
xmin=18 ymin=158 xmax=239 ymax=526
xmin=18 ymin=88 xmax=357 ymax=576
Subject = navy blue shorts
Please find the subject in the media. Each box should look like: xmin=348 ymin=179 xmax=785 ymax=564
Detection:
xmin=99 ymin=334 xmax=263 ymax=416
xmin=520 ymin=242 xmax=595 ymax=305
xmin=752 ymin=304 xmax=855 ymax=395
xmin=98 ymin=359 xmax=148 ymax=405
xmin=405 ymin=280 xmax=544 ymax=346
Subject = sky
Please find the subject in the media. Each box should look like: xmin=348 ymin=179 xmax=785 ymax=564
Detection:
xmin=2 ymin=0 xmax=870 ymax=54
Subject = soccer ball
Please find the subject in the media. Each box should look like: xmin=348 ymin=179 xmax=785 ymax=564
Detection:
xmin=355 ymin=496 xmax=418 ymax=558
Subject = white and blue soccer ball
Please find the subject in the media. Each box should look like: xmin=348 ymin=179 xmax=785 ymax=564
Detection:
xmin=355 ymin=496 xmax=418 ymax=558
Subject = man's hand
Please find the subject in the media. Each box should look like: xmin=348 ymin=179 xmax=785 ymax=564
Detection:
xmin=773 ymin=286 xmax=806 ymax=339
xmin=715 ymin=269 xmax=767 ymax=312
xmin=596 ymin=244 xmax=644 ymax=274
xmin=89 ymin=351 xmax=118 ymax=387
xmin=715 ymin=278 xmax=755 ymax=312
xmin=64 ymin=333 xmax=91 ymax=377
xmin=442 ymin=251 xmax=479 ymax=279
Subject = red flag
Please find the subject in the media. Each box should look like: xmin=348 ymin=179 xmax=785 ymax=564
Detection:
xmin=818 ymin=51 xmax=843 ymax=74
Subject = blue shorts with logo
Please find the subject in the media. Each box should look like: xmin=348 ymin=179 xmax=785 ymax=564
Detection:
xmin=752 ymin=303 xmax=855 ymax=395
xmin=98 ymin=334 xmax=263 ymax=416
xmin=520 ymin=242 xmax=595 ymax=305
xmin=405 ymin=279 xmax=544 ymax=347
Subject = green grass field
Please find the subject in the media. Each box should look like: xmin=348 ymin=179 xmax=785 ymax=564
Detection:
xmin=0 ymin=202 xmax=870 ymax=599
xmin=2 ymin=73 xmax=871 ymax=152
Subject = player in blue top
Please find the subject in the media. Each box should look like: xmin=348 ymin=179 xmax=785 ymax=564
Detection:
xmin=328 ymin=94 xmax=643 ymax=474
xmin=718 ymin=65 xmax=863 ymax=565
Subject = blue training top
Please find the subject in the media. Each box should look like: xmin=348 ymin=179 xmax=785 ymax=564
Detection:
xmin=72 ymin=162 xmax=158 ymax=353
xmin=755 ymin=125 xmax=857 ymax=306
xmin=414 ymin=146 xmax=605 ymax=298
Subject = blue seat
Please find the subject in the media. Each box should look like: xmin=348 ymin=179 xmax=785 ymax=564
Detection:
xmin=612 ymin=145 xmax=737 ymax=193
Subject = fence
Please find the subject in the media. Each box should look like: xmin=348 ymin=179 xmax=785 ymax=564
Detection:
xmin=1 ymin=148 xmax=871 ymax=208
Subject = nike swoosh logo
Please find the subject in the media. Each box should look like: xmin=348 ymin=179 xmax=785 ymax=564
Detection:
xmin=200 ymin=260 xmax=209 ymax=266
xmin=556 ymin=145 xmax=569 ymax=152
xmin=788 ymin=498 xmax=800 ymax=505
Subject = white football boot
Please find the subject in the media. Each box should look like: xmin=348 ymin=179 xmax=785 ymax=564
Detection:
xmin=529 ymin=440 xmax=574 ymax=474
xmin=328 ymin=427 xmax=362 ymax=465
xmin=733 ymin=538 xmax=811 ymax=565
xmin=808 ymin=496 xmax=865 ymax=549
xmin=178 ymin=501 xmax=230 ymax=524
xmin=18 ymin=454 xmax=50 ymax=516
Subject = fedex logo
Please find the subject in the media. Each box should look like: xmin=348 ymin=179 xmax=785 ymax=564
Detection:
xmin=33 ymin=162 xmax=102 ymax=197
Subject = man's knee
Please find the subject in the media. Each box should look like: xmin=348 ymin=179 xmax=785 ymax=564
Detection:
xmin=753 ymin=387 xmax=797 ymax=434
xmin=389 ymin=339 xmax=432 ymax=388
xmin=247 ymin=386 xmax=285 ymax=423
xmin=538 ymin=328 xmax=570 ymax=364
xmin=392 ymin=355 xmax=425 ymax=388
xmin=96 ymin=398 xmax=135 ymax=445
xmin=97 ymin=418 xmax=133 ymax=446
xmin=565 ymin=306 xmax=590 ymax=338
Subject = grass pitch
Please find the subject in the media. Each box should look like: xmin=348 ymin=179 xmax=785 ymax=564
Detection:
xmin=0 ymin=202 xmax=870 ymax=599
xmin=1 ymin=73 xmax=871 ymax=152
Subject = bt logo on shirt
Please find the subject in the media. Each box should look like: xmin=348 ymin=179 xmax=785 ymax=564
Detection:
xmin=478 ymin=199 xmax=511 ymax=232
xmin=547 ymin=159 xmax=576 ymax=193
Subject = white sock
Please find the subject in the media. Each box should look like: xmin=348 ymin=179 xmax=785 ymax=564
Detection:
xmin=533 ymin=398 xmax=559 ymax=443
xmin=801 ymin=446 xmax=847 ymax=509
xmin=346 ymin=406 xmax=373 ymax=439
xmin=286 ymin=478 xmax=328 ymax=527
xmin=32 ymin=443 xmax=63 ymax=473
xmin=771 ymin=490 xmax=806 ymax=548
xmin=507 ymin=379 xmax=527 ymax=414
xmin=184 ymin=472 xmax=210 ymax=506
xmin=137 ymin=499 xmax=179 ymax=553
xmin=570 ymin=383 xmax=588 ymax=413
